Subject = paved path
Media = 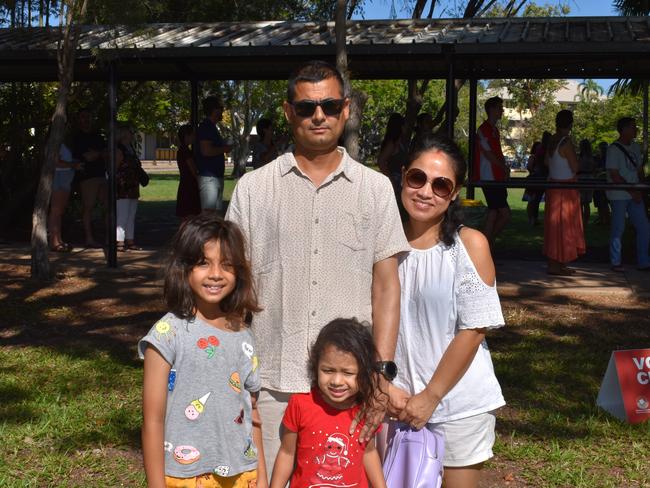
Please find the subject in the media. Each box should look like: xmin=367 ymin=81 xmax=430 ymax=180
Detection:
xmin=3 ymin=245 xmax=649 ymax=298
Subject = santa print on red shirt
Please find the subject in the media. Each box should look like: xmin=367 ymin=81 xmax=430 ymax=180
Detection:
xmin=282 ymin=388 xmax=377 ymax=488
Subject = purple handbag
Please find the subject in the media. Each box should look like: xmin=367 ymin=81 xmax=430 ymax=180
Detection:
xmin=382 ymin=422 xmax=444 ymax=488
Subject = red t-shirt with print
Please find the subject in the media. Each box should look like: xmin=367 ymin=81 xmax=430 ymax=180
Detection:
xmin=283 ymin=388 xmax=376 ymax=488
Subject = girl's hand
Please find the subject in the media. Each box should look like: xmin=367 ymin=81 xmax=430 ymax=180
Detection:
xmin=386 ymin=383 xmax=410 ymax=417
xmin=398 ymin=389 xmax=438 ymax=430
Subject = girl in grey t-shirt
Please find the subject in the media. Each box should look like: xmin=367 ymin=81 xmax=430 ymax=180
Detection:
xmin=139 ymin=213 xmax=265 ymax=486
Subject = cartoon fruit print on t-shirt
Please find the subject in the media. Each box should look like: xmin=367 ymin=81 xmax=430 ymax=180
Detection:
xmin=185 ymin=392 xmax=211 ymax=420
xmin=197 ymin=335 xmax=220 ymax=358
xmin=229 ymin=372 xmax=242 ymax=393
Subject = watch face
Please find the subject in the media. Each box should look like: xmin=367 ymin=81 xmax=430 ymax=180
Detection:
xmin=376 ymin=361 xmax=397 ymax=380
xmin=384 ymin=361 xmax=398 ymax=380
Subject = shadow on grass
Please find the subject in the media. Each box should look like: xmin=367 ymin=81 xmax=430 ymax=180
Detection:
xmin=490 ymin=292 xmax=650 ymax=441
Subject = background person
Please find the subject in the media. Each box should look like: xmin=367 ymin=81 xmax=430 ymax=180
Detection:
xmin=543 ymin=110 xmax=585 ymax=275
xmin=606 ymin=117 xmax=650 ymax=272
xmin=377 ymin=112 xmax=408 ymax=198
xmin=115 ymin=124 xmax=142 ymax=251
xmin=48 ymin=139 xmax=81 ymax=252
xmin=593 ymin=141 xmax=611 ymax=225
xmin=474 ymin=96 xmax=511 ymax=249
xmin=382 ymin=135 xmax=505 ymax=488
xmin=409 ymin=112 xmax=434 ymax=154
xmin=71 ymin=107 xmax=107 ymax=248
xmin=196 ymin=95 xmax=232 ymax=213
xmin=226 ymin=60 xmax=409 ymax=479
xmin=252 ymin=118 xmax=279 ymax=170
xmin=175 ymin=124 xmax=201 ymax=220
xmin=578 ymin=139 xmax=596 ymax=225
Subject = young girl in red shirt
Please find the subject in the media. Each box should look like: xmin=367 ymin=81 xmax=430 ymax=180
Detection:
xmin=270 ymin=318 xmax=387 ymax=488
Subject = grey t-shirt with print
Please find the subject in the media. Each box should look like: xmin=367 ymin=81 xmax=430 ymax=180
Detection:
xmin=138 ymin=312 xmax=261 ymax=478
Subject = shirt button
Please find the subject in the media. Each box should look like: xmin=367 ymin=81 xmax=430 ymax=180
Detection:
xmin=315 ymin=218 xmax=319 ymax=224
xmin=311 ymin=311 xmax=316 ymax=316
xmin=312 ymin=281 xmax=317 ymax=286
xmin=314 ymin=249 xmax=319 ymax=255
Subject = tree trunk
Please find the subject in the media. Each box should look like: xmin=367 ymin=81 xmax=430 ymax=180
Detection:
xmin=31 ymin=0 xmax=88 ymax=280
xmin=344 ymin=90 xmax=368 ymax=161
xmin=334 ymin=0 xmax=366 ymax=161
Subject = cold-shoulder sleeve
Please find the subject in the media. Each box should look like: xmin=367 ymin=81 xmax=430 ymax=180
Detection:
xmin=454 ymin=239 xmax=505 ymax=330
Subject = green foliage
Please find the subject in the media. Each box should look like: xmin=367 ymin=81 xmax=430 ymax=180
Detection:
xmin=614 ymin=0 xmax=650 ymax=16
xmin=490 ymin=79 xmax=567 ymax=115
xmin=351 ymin=79 xmax=447 ymax=162
xmin=573 ymin=91 xmax=644 ymax=147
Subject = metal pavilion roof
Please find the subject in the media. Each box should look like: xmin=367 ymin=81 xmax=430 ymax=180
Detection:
xmin=0 ymin=16 xmax=649 ymax=81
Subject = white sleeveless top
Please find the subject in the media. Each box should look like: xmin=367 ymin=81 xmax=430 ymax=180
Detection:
xmin=393 ymin=231 xmax=506 ymax=423
xmin=548 ymin=137 xmax=575 ymax=180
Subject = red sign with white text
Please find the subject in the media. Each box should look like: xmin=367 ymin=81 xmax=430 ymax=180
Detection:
xmin=597 ymin=349 xmax=650 ymax=424
xmin=614 ymin=350 xmax=650 ymax=423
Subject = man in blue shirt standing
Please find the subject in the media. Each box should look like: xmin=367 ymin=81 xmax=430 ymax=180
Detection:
xmin=197 ymin=95 xmax=232 ymax=212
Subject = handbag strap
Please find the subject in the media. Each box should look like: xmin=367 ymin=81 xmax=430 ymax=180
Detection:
xmin=612 ymin=142 xmax=639 ymax=170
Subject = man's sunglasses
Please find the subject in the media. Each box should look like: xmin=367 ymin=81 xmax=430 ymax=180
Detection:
xmin=291 ymin=98 xmax=345 ymax=118
xmin=404 ymin=168 xmax=455 ymax=198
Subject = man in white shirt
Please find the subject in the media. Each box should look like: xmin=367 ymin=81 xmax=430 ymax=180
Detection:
xmin=606 ymin=117 xmax=649 ymax=271
xmin=226 ymin=61 xmax=410 ymax=477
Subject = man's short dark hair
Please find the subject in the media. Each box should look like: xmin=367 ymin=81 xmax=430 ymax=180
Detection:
xmin=287 ymin=60 xmax=346 ymax=103
xmin=202 ymin=95 xmax=223 ymax=116
xmin=484 ymin=96 xmax=503 ymax=114
xmin=616 ymin=117 xmax=636 ymax=134
xmin=555 ymin=109 xmax=573 ymax=130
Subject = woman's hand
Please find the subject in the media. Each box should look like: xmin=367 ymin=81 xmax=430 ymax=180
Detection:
xmin=386 ymin=383 xmax=411 ymax=418
xmin=398 ymin=389 xmax=439 ymax=430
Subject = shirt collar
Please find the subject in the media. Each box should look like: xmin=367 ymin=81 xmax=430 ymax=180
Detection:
xmin=280 ymin=147 xmax=356 ymax=183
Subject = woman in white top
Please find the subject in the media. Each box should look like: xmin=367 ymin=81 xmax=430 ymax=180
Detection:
xmin=543 ymin=110 xmax=585 ymax=275
xmin=383 ymin=135 xmax=505 ymax=488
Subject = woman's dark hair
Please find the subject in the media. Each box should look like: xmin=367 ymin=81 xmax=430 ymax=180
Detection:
xmin=530 ymin=141 xmax=541 ymax=155
xmin=163 ymin=212 xmax=261 ymax=321
xmin=579 ymin=139 xmax=592 ymax=157
xmin=287 ymin=60 xmax=346 ymax=103
xmin=177 ymin=124 xmax=193 ymax=149
xmin=555 ymin=109 xmax=573 ymax=130
xmin=380 ymin=113 xmax=405 ymax=152
xmin=405 ymin=134 xmax=467 ymax=247
xmin=308 ymin=318 xmax=381 ymax=412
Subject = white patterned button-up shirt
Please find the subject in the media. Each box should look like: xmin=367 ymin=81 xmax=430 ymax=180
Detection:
xmin=226 ymin=147 xmax=410 ymax=392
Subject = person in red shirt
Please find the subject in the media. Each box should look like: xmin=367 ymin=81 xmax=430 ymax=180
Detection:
xmin=474 ymin=96 xmax=511 ymax=248
xmin=270 ymin=319 xmax=386 ymax=488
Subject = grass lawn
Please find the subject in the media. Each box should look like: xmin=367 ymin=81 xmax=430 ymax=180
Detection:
xmin=1 ymin=170 xmax=648 ymax=486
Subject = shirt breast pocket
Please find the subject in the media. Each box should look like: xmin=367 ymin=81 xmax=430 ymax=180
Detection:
xmin=337 ymin=211 xmax=370 ymax=251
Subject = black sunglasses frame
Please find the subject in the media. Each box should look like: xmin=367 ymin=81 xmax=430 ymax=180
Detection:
xmin=404 ymin=168 xmax=455 ymax=198
xmin=290 ymin=98 xmax=346 ymax=118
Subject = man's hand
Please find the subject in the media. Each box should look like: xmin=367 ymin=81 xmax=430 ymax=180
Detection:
xmin=398 ymin=389 xmax=439 ymax=431
xmin=630 ymin=190 xmax=643 ymax=203
xmin=349 ymin=374 xmax=390 ymax=443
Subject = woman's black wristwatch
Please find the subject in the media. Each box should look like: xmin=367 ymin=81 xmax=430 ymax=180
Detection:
xmin=374 ymin=361 xmax=398 ymax=381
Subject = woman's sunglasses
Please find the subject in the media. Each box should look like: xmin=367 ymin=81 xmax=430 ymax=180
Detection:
xmin=291 ymin=98 xmax=345 ymax=118
xmin=404 ymin=168 xmax=455 ymax=198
